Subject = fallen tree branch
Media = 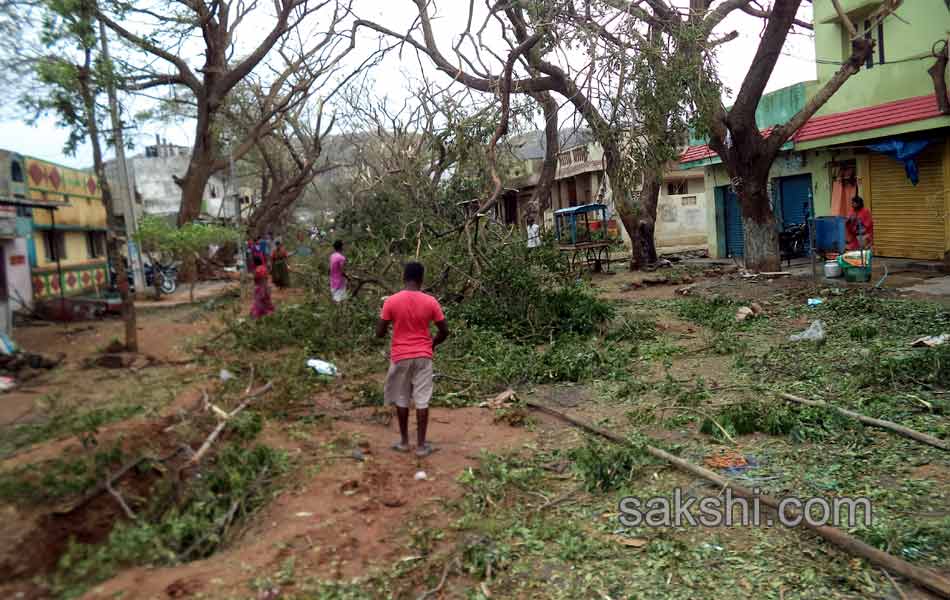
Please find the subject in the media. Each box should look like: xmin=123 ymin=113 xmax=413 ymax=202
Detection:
xmin=779 ymin=393 xmax=949 ymax=451
xmin=349 ymin=273 xmax=395 ymax=297
xmin=197 ymin=328 xmax=232 ymax=350
xmin=189 ymin=382 xmax=274 ymax=465
xmin=177 ymin=465 xmax=271 ymax=561
xmin=106 ymin=478 xmax=137 ymax=520
xmin=245 ymin=365 xmax=255 ymax=394
xmin=526 ymin=402 xmax=950 ymax=599
xmin=883 ymin=569 xmax=910 ymax=600
xmin=55 ymin=447 xmax=186 ymax=515
xmin=536 ymin=485 xmax=583 ymax=512
xmin=418 ymin=554 xmax=459 ymax=600
xmin=667 ymin=407 xmax=736 ymax=444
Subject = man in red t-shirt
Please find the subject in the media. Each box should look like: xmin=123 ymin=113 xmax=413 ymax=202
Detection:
xmin=376 ymin=262 xmax=449 ymax=457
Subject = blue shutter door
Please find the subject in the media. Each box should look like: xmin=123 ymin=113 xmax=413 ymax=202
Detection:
xmin=724 ymin=187 xmax=744 ymax=257
xmin=779 ymin=174 xmax=813 ymax=227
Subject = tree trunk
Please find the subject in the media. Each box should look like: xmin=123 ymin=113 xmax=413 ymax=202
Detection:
xmin=78 ymin=60 xmax=138 ymax=352
xmin=248 ymin=188 xmax=287 ymax=239
xmin=177 ymin=158 xmax=214 ymax=225
xmin=604 ymin=163 xmax=643 ymax=270
xmin=739 ymin=181 xmax=781 ymax=272
xmin=639 ymin=167 xmax=662 ymax=265
xmin=527 ymin=90 xmax=559 ymax=224
xmin=177 ymin=103 xmax=216 ymax=225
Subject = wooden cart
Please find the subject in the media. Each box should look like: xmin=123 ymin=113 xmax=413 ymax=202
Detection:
xmin=554 ymin=204 xmax=613 ymax=272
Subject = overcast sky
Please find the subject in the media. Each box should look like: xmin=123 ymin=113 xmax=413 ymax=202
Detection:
xmin=0 ymin=1 xmax=816 ymax=169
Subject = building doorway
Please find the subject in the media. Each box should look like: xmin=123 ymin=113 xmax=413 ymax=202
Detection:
xmin=776 ymin=174 xmax=813 ymax=229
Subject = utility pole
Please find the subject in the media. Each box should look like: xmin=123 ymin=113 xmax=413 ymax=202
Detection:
xmin=228 ymin=138 xmax=248 ymax=298
xmin=99 ymin=19 xmax=145 ymax=292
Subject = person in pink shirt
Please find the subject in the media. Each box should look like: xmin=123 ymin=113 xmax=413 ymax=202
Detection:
xmin=376 ymin=262 xmax=449 ymax=457
xmin=329 ymin=240 xmax=348 ymax=302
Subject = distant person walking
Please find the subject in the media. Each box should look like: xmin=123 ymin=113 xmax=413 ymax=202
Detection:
xmin=250 ymin=254 xmax=274 ymax=319
xmin=376 ymin=262 xmax=449 ymax=457
xmin=251 ymin=236 xmax=266 ymax=266
xmin=271 ymin=240 xmax=290 ymax=288
xmin=258 ymin=233 xmax=271 ymax=264
xmin=329 ymin=240 xmax=348 ymax=303
xmin=526 ymin=217 xmax=541 ymax=249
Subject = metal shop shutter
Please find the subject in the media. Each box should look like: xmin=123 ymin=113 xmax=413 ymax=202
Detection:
xmin=869 ymin=146 xmax=945 ymax=260
xmin=779 ymin=174 xmax=813 ymax=227
xmin=724 ymin=187 xmax=744 ymax=257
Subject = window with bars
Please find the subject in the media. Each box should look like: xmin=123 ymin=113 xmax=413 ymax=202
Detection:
xmin=43 ymin=231 xmax=66 ymax=262
xmin=667 ymin=179 xmax=687 ymax=195
xmin=86 ymin=231 xmax=107 ymax=259
xmin=841 ymin=16 xmax=885 ymax=68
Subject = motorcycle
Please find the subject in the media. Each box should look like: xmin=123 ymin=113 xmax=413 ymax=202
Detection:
xmin=110 ymin=259 xmax=178 ymax=295
xmin=778 ymin=203 xmax=811 ymax=266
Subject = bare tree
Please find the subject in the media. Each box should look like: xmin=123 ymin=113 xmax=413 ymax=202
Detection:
xmin=355 ymin=1 xmax=682 ymax=268
xmin=97 ymin=0 xmax=355 ymax=224
xmin=244 ymin=104 xmax=336 ymax=237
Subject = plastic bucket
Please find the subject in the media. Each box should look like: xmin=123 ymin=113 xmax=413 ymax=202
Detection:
xmin=824 ymin=261 xmax=842 ymax=278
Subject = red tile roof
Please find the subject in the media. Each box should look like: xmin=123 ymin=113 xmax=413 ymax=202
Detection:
xmin=679 ymin=127 xmax=776 ymax=165
xmin=794 ymin=94 xmax=942 ymax=143
xmin=679 ymin=95 xmax=945 ymax=165
xmin=679 ymin=144 xmax=717 ymax=164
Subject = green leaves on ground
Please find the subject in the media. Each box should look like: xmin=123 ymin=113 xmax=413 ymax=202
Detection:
xmin=55 ymin=444 xmax=287 ymax=598
xmin=570 ymin=437 xmax=653 ymax=493
xmin=455 ymin=242 xmax=613 ymax=342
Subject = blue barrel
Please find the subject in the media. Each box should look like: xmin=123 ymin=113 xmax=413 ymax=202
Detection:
xmin=813 ymin=216 xmax=846 ymax=253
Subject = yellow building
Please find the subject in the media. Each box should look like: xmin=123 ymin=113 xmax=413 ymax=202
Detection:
xmin=23 ymin=157 xmax=109 ymax=298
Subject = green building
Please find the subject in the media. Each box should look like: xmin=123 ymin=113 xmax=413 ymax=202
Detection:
xmin=683 ymin=0 xmax=950 ymax=264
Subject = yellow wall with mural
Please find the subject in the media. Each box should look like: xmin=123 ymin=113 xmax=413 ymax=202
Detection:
xmin=31 ymin=197 xmax=107 ymax=230
xmin=24 ymin=157 xmax=107 ymax=229
xmin=24 ymin=157 xmax=101 ymax=200
xmin=31 ymin=231 xmax=102 ymax=269
xmin=24 ymin=156 xmax=110 ymax=298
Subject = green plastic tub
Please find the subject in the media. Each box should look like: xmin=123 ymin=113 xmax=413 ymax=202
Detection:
xmin=838 ymin=251 xmax=872 ymax=283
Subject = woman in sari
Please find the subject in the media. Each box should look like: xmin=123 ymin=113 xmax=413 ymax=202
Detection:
xmin=250 ymin=254 xmax=275 ymax=319
xmin=845 ymin=195 xmax=873 ymax=251
xmin=271 ymin=241 xmax=290 ymax=288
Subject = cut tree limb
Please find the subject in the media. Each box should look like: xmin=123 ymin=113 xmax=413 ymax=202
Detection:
xmin=527 ymin=402 xmax=950 ymax=599
xmin=106 ymin=478 xmax=137 ymax=520
xmin=779 ymin=393 xmax=948 ymax=451
xmin=189 ymin=382 xmax=274 ymax=465
xmin=929 ymin=39 xmax=950 ymax=115
xmin=55 ymin=446 xmax=186 ymax=515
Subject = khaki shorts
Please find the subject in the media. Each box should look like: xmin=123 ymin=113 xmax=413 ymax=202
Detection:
xmin=384 ymin=358 xmax=433 ymax=409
